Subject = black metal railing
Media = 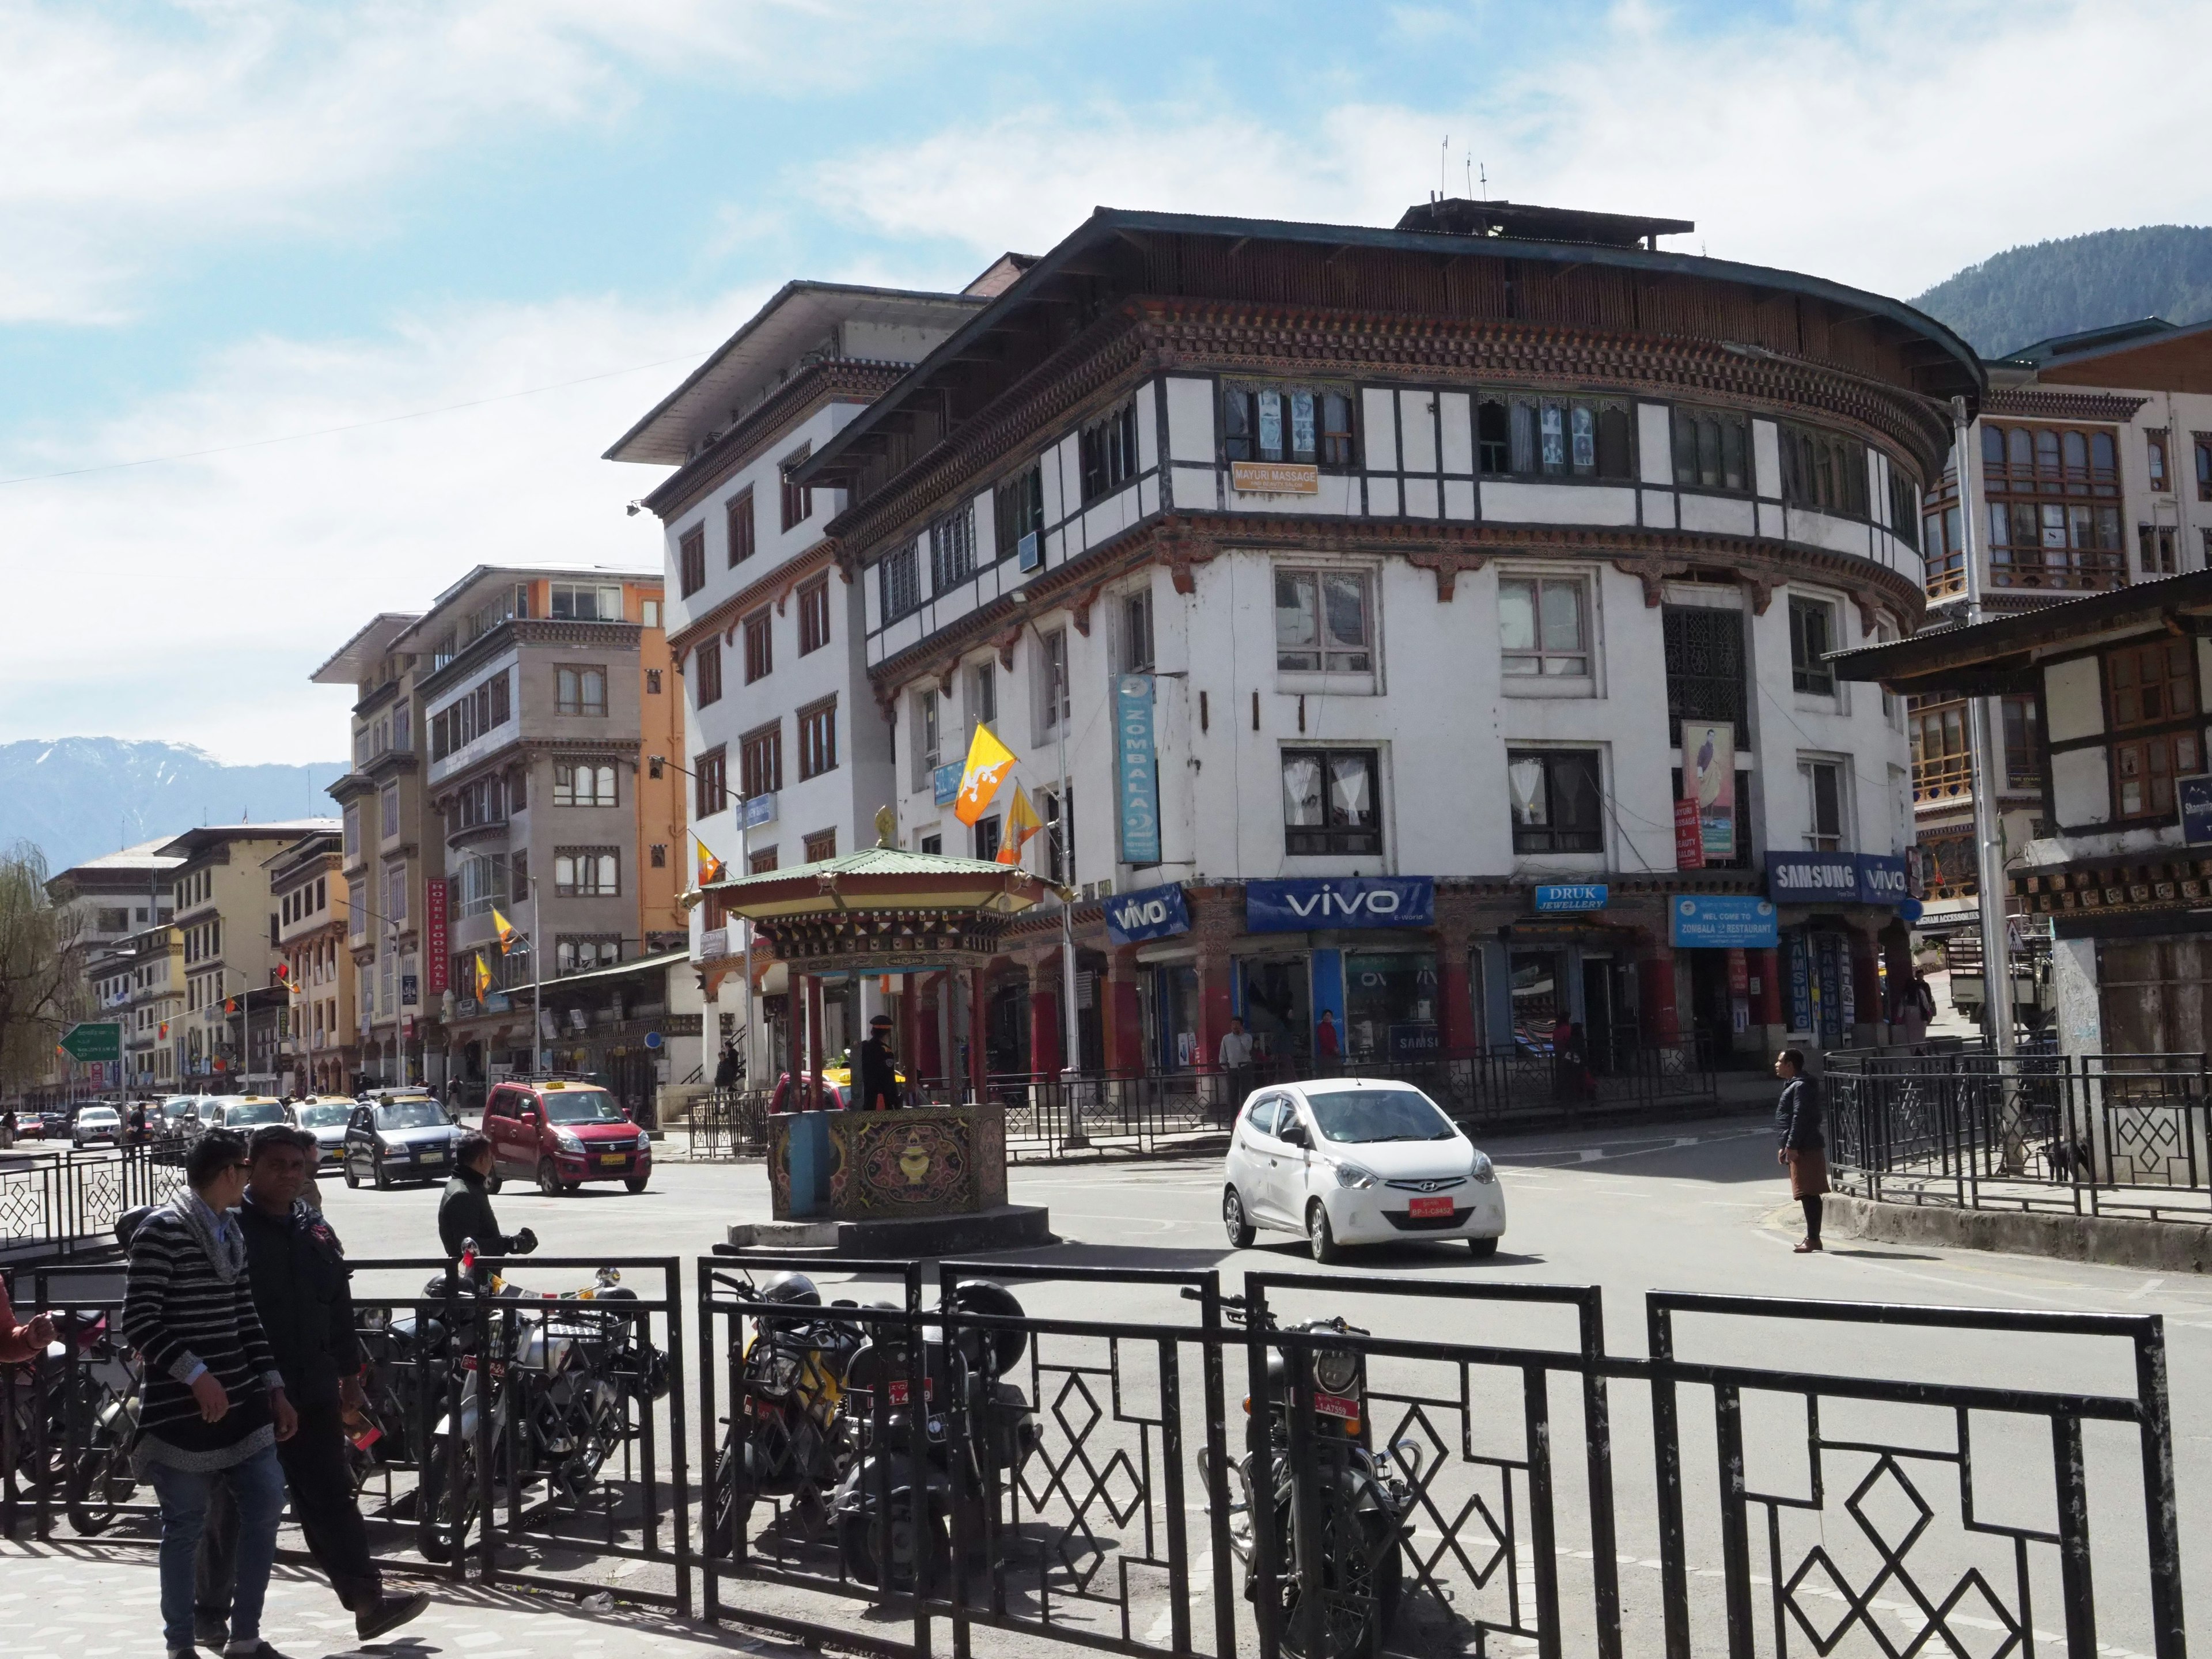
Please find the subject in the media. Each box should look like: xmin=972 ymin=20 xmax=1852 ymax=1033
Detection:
xmin=1825 ymin=1048 xmax=2212 ymax=1218
xmin=0 ymin=1145 xmax=183 ymax=1263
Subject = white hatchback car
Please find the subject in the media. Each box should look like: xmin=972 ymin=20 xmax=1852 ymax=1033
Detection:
xmin=1222 ymin=1079 xmax=1505 ymax=1262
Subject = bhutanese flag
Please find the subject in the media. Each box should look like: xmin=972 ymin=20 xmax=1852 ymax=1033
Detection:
xmin=695 ymin=833 xmax=726 ymax=885
xmin=955 ymin=722 xmax=1017 ymax=826
xmin=997 ymin=784 xmax=1043 ymax=866
xmin=224 ymin=997 xmax=237 ymax=1014
xmin=491 ymin=907 xmax=519 ymax=955
xmin=159 ymin=1022 xmax=169 ymax=1040
xmin=473 ymin=952 xmax=492 ymax=998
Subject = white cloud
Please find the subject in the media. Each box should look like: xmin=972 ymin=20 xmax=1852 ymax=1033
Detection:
xmin=0 ymin=289 xmax=758 ymax=762
xmin=0 ymin=0 xmax=1036 ymax=323
xmin=816 ymin=1 xmax=2212 ymax=302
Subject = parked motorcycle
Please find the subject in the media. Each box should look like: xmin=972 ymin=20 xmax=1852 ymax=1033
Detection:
xmin=415 ymin=1257 xmax=671 ymax=1563
xmin=703 ymin=1270 xmax=865 ymax=1557
xmin=831 ymin=1280 xmax=1039 ymax=1594
xmin=58 ymin=1311 xmax=143 ymax=1535
xmin=1195 ymin=1288 xmax=1416 ymax=1659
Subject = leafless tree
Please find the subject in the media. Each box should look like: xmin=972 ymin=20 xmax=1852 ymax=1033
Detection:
xmin=0 ymin=842 xmax=88 ymax=1093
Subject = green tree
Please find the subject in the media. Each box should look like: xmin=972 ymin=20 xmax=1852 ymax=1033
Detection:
xmin=0 ymin=841 xmax=88 ymax=1093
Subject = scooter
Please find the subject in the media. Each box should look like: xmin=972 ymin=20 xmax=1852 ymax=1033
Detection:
xmin=830 ymin=1280 xmax=1039 ymax=1594
xmin=1194 ymin=1288 xmax=1417 ymax=1659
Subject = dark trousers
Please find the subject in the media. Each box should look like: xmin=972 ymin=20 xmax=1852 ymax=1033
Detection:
xmin=198 ymin=1400 xmax=381 ymax=1620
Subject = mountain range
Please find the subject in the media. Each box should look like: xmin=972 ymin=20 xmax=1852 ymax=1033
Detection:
xmin=1908 ymin=225 xmax=2212 ymax=357
xmin=1 ymin=738 xmax=346 ymax=877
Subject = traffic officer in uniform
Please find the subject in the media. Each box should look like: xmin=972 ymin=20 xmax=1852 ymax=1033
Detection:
xmin=857 ymin=1013 xmax=902 ymax=1111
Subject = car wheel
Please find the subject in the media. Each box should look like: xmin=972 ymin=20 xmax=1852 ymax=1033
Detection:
xmin=1222 ymin=1185 xmax=1256 ymax=1249
xmin=1306 ymin=1201 xmax=1341 ymax=1266
xmin=373 ymin=1155 xmax=393 ymax=1191
xmin=624 ymin=1173 xmax=650 ymax=1194
xmin=538 ymin=1158 xmax=563 ymax=1198
xmin=343 ymin=1160 xmax=360 ymax=1190
xmin=1465 ymin=1236 xmax=1500 ymax=1260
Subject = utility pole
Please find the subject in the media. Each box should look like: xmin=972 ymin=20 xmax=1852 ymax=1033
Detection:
xmin=532 ymin=873 xmax=544 ymax=1074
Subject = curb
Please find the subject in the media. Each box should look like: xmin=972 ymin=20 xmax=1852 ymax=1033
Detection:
xmin=1825 ymin=1193 xmax=2212 ymax=1274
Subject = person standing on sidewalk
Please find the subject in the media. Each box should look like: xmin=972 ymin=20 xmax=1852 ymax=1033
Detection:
xmin=122 ymin=1127 xmax=298 ymax=1659
xmin=1217 ymin=1016 xmax=1256 ymax=1120
xmin=194 ymin=1126 xmax=429 ymax=1648
xmin=1774 ymin=1049 xmax=1829 ymax=1253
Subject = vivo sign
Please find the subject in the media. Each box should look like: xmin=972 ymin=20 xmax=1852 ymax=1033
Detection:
xmin=1767 ymin=852 xmax=1911 ymax=907
xmin=1104 ymin=882 xmax=1191 ymax=946
xmin=1245 ymin=876 xmax=1434 ymax=933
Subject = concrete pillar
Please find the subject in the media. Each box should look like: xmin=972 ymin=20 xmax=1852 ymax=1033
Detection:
xmin=968 ymin=964 xmax=990 ymax=1103
xmin=1028 ymin=965 xmax=1060 ymax=1076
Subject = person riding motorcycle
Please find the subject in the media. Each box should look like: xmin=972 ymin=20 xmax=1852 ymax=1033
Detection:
xmin=437 ymin=1131 xmax=538 ymax=1261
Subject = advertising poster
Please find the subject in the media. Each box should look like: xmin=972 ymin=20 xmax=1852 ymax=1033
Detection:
xmin=1682 ymin=721 xmax=1736 ymax=861
xmin=1673 ymin=799 xmax=1703 ymax=870
xmin=425 ymin=878 xmax=449 ymax=995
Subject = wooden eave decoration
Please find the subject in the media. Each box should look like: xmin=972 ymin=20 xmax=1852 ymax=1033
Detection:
xmin=702 ymin=845 xmax=1049 ymax=923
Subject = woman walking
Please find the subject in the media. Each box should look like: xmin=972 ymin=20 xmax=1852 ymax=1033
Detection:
xmin=1774 ymin=1049 xmax=1829 ymax=1253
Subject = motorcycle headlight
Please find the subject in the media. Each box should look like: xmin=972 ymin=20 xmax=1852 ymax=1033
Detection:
xmin=1312 ymin=1347 xmax=1361 ymax=1396
xmin=554 ymin=1128 xmax=584 ymax=1153
xmin=1469 ymin=1152 xmax=1495 ymax=1185
xmin=1334 ymin=1162 xmax=1378 ymax=1191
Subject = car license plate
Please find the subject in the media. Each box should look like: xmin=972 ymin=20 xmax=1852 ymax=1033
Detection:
xmin=422 ymin=1148 xmax=445 ymax=1162
xmin=1313 ymin=1391 xmax=1360 ymax=1426
xmin=599 ymin=1153 xmax=626 ymax=1167
xmin=1408 ymin=1195 xmax=1453 ymax=1219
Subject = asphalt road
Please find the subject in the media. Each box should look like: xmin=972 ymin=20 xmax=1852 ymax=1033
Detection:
xmin=285 ymin=1117 xmax=2210 ymax=1659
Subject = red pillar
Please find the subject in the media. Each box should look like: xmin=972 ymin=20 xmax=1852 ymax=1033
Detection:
xmin=1753 ymin=949 xmax=1784 ymax=1028
xmin=1028 ymin=968 xmax=1060 ymax=1077
xmin=968 ymin=965 xmax=990 ymax=1103
xmin=1197 ymin=949 xmax=1234 ymax=1075
xmin=805 ymin=975 xmax=826 ymax=1107
xmin=1104 ymin=949 xmax=1143 ymax=1074
xmin=1440 ymin=951 xmax=1474 ymax=1051
xmin=917 ymin=974 xmax=944 ymax=1084
xmin=1638 ymin=946 xmax=1681 ymax=1047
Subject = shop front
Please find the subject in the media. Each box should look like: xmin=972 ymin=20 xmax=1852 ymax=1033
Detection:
xmin=1764 ymin=853 xmax=1912 ymax=1052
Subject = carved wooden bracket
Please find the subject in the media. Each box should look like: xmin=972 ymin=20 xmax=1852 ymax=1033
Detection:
xmin=1161 ymin=532 xmax=1220 ymax=596
xmin=1854 ymin=596 xmax=1881 ymax=638
xmin=1405 ymin=548 xmax=1488 ymax=602
xmin=994 ymin=628 xmax=1022 ymax=671
xmin=1612 ymin=557 xmax=1690 ymax=608
xmin=935 ymin=661 xmax=957 ymax=698
xmin=1737 ymin=571 xmax=1776 ymax=615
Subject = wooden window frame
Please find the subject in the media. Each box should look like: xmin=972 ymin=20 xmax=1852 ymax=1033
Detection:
xmin=1505 ymin=749 xmax=1602 ymax=855
xmin=880 ymin=540 xmax=921 ymax=621
xmin=1669 ymin=406 xmax=1752 ymax=494
xmin=797 ymin=698 xmax=838 ymax=781
xmin=1079 ymin=399 xmax=1141 ymax=503
xmin=1479 ymin=392 xmax=1634 ymax=483
xmin=740 ymin=722 xmax=782 ymax=799
xmin=678 ymin=527 xmax=706 ymax=599
xmin=802 ymin=828 xmax=838 ymax=864
xmin=742 ymin=607 xmax=772 ymax=684
xmin=1282 ymin=747 xmax=1384 ymax=857
xmin=694 ymin=747 xmax=728 ymax=819
xmin=1222 ymin=381 xmax=1357 ymax=471
xmin=797 ymin=577 xmax=831 ymax=656
xmin=727 ymin=487 xmax=755 ymax=566
xmin=779 ymin=444 xmax=812 ymax=532
xmin=695 ymin=638 xmax=723 ymax=707
xmin=1789 ymin=596 xmax=1837 ymax=696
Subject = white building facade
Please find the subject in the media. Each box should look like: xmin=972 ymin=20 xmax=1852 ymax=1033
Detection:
xmin=797 ymin=203 xmax=1982 ymax=1080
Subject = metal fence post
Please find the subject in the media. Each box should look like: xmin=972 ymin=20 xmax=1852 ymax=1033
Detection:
xmin=2052 ymin=1414 xmax=2097 ymax=1658
xmin=1199 ymin=1275 xmax=1238 ymax=1659
xmin=1648 ymin=1297 xmax=1693 ymax=1659
xmin=2132 ymin=1319 xmax=2187 ymax=1659
xmin=1576 ymin=1291 xmax=1623 ymax=1659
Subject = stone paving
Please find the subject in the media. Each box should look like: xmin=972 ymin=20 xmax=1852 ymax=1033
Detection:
xmin=0 ymin=1540 xmax=805 ymax=1659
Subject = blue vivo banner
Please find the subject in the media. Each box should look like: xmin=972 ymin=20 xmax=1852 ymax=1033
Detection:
xmin=1114 ymin=674 xmax=1162 ymax=865
xmin=1104 ymin=882 xmax=1191 ymax=946
xmin=1669 ymin=894 xmax=1779 ymax=948
xmin=1245 ymin=876 xmax=1435 ymax=933
xmin=1855 ymin=854 xmax=1910 ymax=906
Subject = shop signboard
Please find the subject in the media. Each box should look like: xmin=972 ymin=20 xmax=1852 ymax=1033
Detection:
xmin=1114 ymin=673 xmax=1162 ymax=865
xmin=1681 ymin=720 xmax=1736 ymax=861
xmin=933 ymin=763 xmax=961 ymax=808
xmin=1786 ymin=934 xmax=1813 ymax=1033
xmin=1855 ymin=854 xmax=1910 ymax=906
xmin=1388 ymin=1022 xmax=1441 ymax=1060
xmin=1673 ymin=799 xmax=1702 ymax=870
xmin=1766 ymin=852 xmax=1859 ymax=903
xmin=1104 ymin=881 xmax=1191 ymax=946
xmin=425 ymin=879 xmax=449 ymax=994
xmin=2181 ymin=775 xmax=2212 ymax=846
xmin=1533 ymin=884 xmax=1608 ymax=913
xmin=745 ymin=791 xmax=778 ymax=828
xmin=1245 ymin=876 xmax=1434 ymax=933
xmin=1668 ymin=895 xmax=1778 ymax=949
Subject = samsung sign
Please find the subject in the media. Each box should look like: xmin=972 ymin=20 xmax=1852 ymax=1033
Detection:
xmin=1245 ymin=876 xmax=1434 ymax=933
xmin=1766 ymin=852 xmax=1911 ymax=907
xmin=1104 ymin=882 xmax=1191 ymax=946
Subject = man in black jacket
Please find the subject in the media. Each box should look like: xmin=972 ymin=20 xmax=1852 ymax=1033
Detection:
xmin=438 ymin=1131 xmax=538 ymax=1260
xmin=1774 ymin=1049 xmax=1829 ymax=1253
xmin=194 ymin=1127 xmax=427 ymax=1646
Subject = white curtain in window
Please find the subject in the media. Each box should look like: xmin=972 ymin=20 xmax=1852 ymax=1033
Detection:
xmin=1327 ymin=754 xmax=1372 ymax=824
xmin=1282 ymin=756 xmax=1323 ymax=825
xmin=1508 ymin=757 xmax=1547 ymax=826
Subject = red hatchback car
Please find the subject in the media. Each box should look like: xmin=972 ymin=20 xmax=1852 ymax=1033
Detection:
xmin=482 ymin=1080 xmax=652 ymax=1196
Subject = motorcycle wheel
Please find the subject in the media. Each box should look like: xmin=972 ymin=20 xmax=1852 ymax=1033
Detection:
xmin=838 ymin=1498 xmax=946 ymax=1596
xmin=415 ymin=1437 xmax=480 ymax=1563
xmin=66 ymin=1429 xmax=135 ymax=1536
xmin=1275 ymin=1490 xmax=1402 ymax=1659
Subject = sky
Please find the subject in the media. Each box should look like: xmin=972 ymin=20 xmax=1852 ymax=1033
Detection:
xmin=4 ymin=0 xmax=2210 ymax=764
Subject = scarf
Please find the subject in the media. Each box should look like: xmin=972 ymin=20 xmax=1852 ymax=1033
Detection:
xmin=171 ymin=1188 xmax=247 ymax=1283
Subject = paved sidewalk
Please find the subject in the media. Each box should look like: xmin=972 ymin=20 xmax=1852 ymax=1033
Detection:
xmin=0 ymin=1540 xmax=804 ymax=1659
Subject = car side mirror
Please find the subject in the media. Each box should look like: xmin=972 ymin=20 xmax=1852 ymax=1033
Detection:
xmin=1279 ymin=1122 xmax=1308 ymax=1149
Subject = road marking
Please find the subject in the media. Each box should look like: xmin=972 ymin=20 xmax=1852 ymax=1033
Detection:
xmin=2126 ymin=1277 xmax=2165 ymax=1300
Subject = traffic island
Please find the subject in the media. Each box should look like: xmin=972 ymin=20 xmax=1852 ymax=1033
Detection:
xmin=1825 ymin=1192 xmax=2212 ymax=1274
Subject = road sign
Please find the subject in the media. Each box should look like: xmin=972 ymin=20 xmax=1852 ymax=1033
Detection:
xmin=59 ymin=1021 xmax=123 ymax=1063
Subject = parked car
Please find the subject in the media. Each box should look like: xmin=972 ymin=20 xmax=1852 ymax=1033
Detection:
xmin=342 ymin=1092 xmax=461 ymax=1190
xmin=295 ymin=1096 xmax=353 ymax=1168
xmin=157 ymin=1096 xmax=213 ymax=1142
xmin=482 ymin=1079 xmax=652 ymax=1196
xmin=1221 ymin=1078 xmax=1506 ymax=1263
xmin=71 ymin=1106 xmax=123 ymax=1149
xmin=203 ymin=1096 xmax=293 ymax=1134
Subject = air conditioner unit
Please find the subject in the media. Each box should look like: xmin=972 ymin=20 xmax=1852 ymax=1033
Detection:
xmin=1017 ymin=532 xmax=1042 ymax=572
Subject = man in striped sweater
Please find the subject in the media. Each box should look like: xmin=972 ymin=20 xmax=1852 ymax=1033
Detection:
xmin=124 ymin=1127 xmax=300 ymax=1659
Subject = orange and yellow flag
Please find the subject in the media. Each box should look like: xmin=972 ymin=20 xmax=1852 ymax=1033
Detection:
xmin=473 ymin=952 xmax=492 ymax=998
xmin=955 ymin=723 xmax=1016 ymax=827
xmin=695 ymin=834 xmax=726 ymax=885
xmin=491 ymin=907 xmax=518 ymax=955
xmin=997 ymin=785 xmax=1043 ymax=866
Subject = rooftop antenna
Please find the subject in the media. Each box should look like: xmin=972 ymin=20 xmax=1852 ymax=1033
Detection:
xmin=1479 ymin=162 xmax=1488 ymax=202
xmin=1440 ymin=135 xmax=1449 ymax=200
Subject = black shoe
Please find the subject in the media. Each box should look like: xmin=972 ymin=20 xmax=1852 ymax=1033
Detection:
xmin=355 ymin=1590 xmax=431 ymax=1641
xmin=194 ymin=1612 xmax=229 ymax=1650
xmin=221 ymin=1642 xmax=293 ymax=1659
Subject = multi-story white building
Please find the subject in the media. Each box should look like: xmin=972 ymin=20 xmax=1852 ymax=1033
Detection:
xmin=794 ymin=201 xmax=1980 ymax=1075
xmin=1907 ymin=318 xmax=2212 ymax=965
xmin=43 ymin=840 xmax=182 ymax=1096
xmin=606 ymin=279 xmax=988 ymax=1067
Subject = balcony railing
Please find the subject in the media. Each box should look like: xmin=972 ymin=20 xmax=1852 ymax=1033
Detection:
xmin=1913 ymin=752 xmax=1971 ymax=804
xmin=1989 ymin=548 xmax=2128 ymax=593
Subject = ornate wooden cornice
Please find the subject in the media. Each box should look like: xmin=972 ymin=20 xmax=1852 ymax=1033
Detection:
xmin=865 ymin=509 xmax=1926 ymax=696
xmin=643 ymin=359 xmax=907 ymax=525
xmin=828 ymin=297 xmax=1957 ymax=570
xmin=667 ymin=539 xmax=839 ymax=658
xmin=2013 ymin=853 xmax=2212 ymax=919
xmin=1982 ymin=387 xmax=2149 ymax=425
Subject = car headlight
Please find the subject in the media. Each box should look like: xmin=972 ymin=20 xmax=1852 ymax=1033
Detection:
xmin=1469 ymin=1152 xmax=1495 ymax=1185
xmin=1333 ymin=1162 xmax=1378 ymax=1191
xmin=380 ymin=1137 xmax=405 ymax=1153
xmin=636 ymin=1132 xmax=653 ymax=1152
xmin=554 ymin=1128 xmax=584 ymax=1153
